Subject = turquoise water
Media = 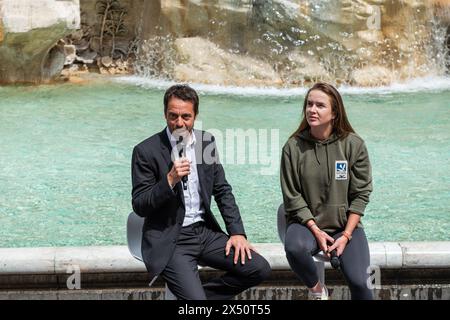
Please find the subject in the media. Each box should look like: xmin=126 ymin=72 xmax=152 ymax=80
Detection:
xmin=0 ymin=81 xmax=449 ymax=247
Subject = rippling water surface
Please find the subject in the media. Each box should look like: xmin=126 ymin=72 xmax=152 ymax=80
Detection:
xmin=0 ymin=79 xmax=449 ymax=247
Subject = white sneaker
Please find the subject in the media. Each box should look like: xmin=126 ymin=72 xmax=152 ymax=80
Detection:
xmin=310 ymin=285 xmax=329 ymax=300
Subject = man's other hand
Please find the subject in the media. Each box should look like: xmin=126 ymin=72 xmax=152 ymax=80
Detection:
xmin=225 ymin=235 xmax=255 ymax=265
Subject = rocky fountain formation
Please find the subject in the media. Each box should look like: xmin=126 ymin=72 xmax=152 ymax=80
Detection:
xmin=133 ymin=0 xmax=450 ymax=87
xmin=0 ymin=0 xmax=80 ymax=84
xmin=0 ymin=0 xmax=449 ymax=86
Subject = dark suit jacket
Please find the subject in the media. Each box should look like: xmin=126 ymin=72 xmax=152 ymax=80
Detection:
xmin=131 ymin=128 xmax=246 ymax=278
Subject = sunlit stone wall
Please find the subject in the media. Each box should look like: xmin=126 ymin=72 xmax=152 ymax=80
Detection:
xmin=0 ymin=0 xmax=80 ymax=84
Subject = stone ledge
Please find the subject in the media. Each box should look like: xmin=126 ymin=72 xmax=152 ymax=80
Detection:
xmin=1 ymin=242 xmax=449 ymax=299
xmin=1 ymin=242 xmax=449 ymax=275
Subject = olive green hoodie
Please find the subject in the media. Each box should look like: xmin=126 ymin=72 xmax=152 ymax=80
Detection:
xmin=280 ymin=130 xmax=372 ymax=233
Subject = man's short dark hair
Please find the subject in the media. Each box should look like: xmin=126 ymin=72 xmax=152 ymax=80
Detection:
xmin=164 ymin=84 xmax=199 ymax=116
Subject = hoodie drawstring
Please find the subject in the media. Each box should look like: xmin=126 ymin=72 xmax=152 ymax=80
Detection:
xmin=300 ymin=130 xmax=337 ymax=187
xmin=314 ymin=143 xmax=320 ymax=165
xmin=314 ymin=142 xmax=331 ymax=186
xmin=325 ymin=143 xmax=331 ymax=186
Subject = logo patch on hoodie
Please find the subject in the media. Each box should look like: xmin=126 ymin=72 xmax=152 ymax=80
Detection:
xmin=335 ymin=161 xmax=348 ymax=180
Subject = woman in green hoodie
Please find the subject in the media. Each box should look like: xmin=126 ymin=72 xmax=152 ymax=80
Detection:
xmin=280 ymin=82 xmax=373 ymax=300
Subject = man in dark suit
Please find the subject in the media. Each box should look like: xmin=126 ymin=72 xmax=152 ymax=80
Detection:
xmin=131 ymin=84 xmax=271 ymax=300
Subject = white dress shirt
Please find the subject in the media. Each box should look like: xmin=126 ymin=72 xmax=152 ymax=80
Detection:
xmin=166 ymin=127 xmax=205 ymax=227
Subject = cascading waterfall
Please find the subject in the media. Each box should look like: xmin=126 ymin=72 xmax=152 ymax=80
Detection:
xmin=133 ymin=0 xmax=450 ymax=87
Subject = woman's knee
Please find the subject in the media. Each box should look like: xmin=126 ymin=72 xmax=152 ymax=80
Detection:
xmin=284 ymin=225 xmax=313 ymax=259
xmin=284 ymin=240 xmax=310 ymax=260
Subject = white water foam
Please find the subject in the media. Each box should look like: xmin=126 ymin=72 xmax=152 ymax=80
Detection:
xmin=115 ymin=75 xmax=450 ymax=97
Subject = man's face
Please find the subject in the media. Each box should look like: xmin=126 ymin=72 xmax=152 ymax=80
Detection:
xmin=165 ymin=97 xmax=196 ymax=135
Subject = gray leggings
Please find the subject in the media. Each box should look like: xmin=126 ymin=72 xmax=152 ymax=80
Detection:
xmin=284 ymin=223 xmax=373 ymax=300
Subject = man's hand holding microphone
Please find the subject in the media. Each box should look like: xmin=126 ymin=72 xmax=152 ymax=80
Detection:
xmin=167 ymin=129 xmax=190 ymax=189
xmin=167 ymin=157 xmax=190 ymax=189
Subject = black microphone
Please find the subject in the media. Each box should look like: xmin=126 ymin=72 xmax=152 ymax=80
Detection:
xmin=177 ymin=136 xmax=188 ymax=190
xmin=330 ymin=249 xmax=340 ymax=270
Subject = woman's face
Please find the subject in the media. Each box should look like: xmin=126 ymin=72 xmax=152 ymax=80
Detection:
xmin=305 ymin=89 xmax=335 ymax=130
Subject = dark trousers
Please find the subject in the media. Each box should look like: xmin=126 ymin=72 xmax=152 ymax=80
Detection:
xmin=161 ymin=222 xmax=271 ymax=300
xmin=284 ymin=223 xmax=373 ymax=300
